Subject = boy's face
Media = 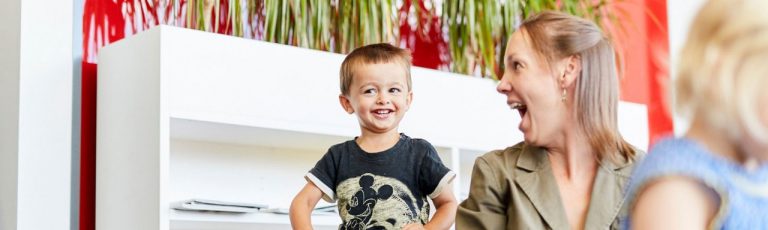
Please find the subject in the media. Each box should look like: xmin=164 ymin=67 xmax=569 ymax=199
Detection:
xmin=339 ymin=62 xmax=412 ymax=136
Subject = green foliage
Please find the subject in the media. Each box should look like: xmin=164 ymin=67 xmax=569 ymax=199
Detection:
xmin=443 ymin=0 xmax=619 ymax=79
xmin=178 ymin=0 xmax=619 ymax=79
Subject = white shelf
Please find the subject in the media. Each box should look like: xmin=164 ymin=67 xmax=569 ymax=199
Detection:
xmin=170 ymin=210 xmax=340 ymax=230
xmin=170 ymin=117 xmax=350 ymax=152
xmin=97 ymin=25 xmax=646 ymax=230
xmin=457 ymin=149 xmax=485 ymax=201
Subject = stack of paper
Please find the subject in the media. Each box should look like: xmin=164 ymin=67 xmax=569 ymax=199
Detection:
xmin=261 ymin=204 xmax=337 ymax=215
xmin=171 ymin=199 xmax=268 ymax=213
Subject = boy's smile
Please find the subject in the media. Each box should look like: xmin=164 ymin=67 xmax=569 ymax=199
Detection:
xmin=372 ymin=108 xmax=394 ymax=119
xmin=340 ymin=62 xmax=412 ymax=136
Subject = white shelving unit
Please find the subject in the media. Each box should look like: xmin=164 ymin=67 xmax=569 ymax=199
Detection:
xmin=97 ymin=25 xmax=648 ymax=230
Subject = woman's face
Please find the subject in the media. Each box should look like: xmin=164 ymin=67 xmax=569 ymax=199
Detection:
xmin=497 ymin=29 xmax=568 ymax=146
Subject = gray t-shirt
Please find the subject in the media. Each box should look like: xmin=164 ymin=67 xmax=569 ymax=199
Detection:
xmin=306 ymin=133 xmax=455 ymax=230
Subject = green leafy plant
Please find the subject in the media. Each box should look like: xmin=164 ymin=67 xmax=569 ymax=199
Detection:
xmin=167 ymin=0 xmax=622 ymax=79
xmin=262 ymin=0 xmax=334 ymax=50
xmin=260 ymin=0 xmax=398 ymax=53
xmin=443 ymin=0 xmax=622 ymax=79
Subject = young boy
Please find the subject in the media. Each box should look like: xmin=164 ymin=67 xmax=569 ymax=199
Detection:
xmin=289 ymin=43 xmax=457 ymax=230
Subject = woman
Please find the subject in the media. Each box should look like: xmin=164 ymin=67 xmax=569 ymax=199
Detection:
xmin=456 ymin=11 xmax=642 ymax=230
xmin=626 ymin=0 xmax=768 ymax=229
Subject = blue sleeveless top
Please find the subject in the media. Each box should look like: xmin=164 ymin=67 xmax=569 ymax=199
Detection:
xmin=624 ymin=137 xmax=768 ymax=229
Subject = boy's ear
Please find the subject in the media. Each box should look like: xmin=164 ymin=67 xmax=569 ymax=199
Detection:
xmin=405 ymin=91 xmax=413 ymax=111
xmin=339 ymin=94 xmax=355 ymax=114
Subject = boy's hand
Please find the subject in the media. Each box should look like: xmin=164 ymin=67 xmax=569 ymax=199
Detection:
xmin=402 ymin=223 xmax=426 ymax=230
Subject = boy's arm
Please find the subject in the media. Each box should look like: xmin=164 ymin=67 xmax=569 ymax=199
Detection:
xmin=423 ymin=183 xmax=458 ymax=230
xmin=289 ymin=182 xmax=325 ymax=230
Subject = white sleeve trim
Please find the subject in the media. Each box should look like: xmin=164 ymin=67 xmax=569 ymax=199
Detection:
xmin=428 ymin=171 xmax=456 ymax=199
xmin=305 ymin=173 xmax=335 ymax=202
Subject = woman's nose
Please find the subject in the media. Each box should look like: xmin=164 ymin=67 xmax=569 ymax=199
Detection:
xmin=497 ymin=79 xmax=511 ymax=94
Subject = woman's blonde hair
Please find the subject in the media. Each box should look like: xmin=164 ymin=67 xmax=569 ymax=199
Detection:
xmin=520 ymin=11 xmax=636 ymax=162
xmin=676 ymin=0 xmax=768 ymax=144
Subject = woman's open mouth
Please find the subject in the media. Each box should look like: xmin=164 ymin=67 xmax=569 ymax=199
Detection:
xmin=510 ymin=102 xmax=529 ymax=132
xmin=510 ymin=103 xmax=527 ymax=118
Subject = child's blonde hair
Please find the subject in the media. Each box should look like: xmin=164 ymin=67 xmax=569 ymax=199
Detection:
xmin=676 ymin=0 xmax=768 ymax=144
xmin=339 ymin=43 xmax=412 ymax=96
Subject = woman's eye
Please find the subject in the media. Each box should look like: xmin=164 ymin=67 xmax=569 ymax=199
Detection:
xmin=513 ymin=61 xmax=523 ymax=70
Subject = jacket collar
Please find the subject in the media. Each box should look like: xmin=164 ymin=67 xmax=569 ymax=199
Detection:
xmin=516 ymin=144 xmax=635 ymax=172
xmin=514 ymin=143 xmax=634 ymax=229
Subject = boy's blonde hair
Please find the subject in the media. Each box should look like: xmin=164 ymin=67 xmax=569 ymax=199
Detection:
xmin=340 ymin=43 xmax=412 ymax=96
xmin=519 ymin=11 xmax=636 ymax=163
xmin=676 ymin=0 xmax=768 ymax=143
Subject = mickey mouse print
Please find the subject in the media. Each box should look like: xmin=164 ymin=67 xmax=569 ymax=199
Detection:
xmin=336 ymin=173 xmax=430 ymax=230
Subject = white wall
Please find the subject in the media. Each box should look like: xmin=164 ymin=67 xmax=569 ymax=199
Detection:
xmin=0 ymin=0 xmax=22 ymax=229
xmin=667 ymin=0 xmax=706 ymax=135
xmin=0 ymin=0 xmax=74 ymax=229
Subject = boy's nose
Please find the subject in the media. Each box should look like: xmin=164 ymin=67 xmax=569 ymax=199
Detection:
xmin=377 ymin=97 xmax=391 ymax=105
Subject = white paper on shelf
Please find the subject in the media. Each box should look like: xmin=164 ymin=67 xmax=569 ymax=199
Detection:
xmin=313 ymin=204 xmax=336 ymax=212
xmin=171 ymin=199 xmax=268 ymax=213
xmin=261 ymin=208 xmax=290 ymax=215
xmin=261 ymin=204 xmax=337 ymax=216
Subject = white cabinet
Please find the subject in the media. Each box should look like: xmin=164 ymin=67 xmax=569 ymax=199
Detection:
xmin=97 ymin=25 xmax=647 ymax=230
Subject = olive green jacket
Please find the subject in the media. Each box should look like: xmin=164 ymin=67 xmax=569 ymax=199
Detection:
xmin=456 ymin=142 xmax=643 ymax=230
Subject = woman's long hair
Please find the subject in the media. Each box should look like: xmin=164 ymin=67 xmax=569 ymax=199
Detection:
xmin=520 ymin=11 xmax=636 ymax=162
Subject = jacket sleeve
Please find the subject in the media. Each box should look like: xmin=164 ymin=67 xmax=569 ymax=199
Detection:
xmin=456 ymin=156 xmax=508 ymax=229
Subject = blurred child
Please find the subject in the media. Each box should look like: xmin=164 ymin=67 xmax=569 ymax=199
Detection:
xmin=289 ymin=43 xmax=457 ymax=230
xmin=625 ymin=0 xmax=768 ymax=229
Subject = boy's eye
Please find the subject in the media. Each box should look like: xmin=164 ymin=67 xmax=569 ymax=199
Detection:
xmin=363 ymin=88 xmax=377 ymax=94
xmin=389 ymin=88 xmax=401 ymax=94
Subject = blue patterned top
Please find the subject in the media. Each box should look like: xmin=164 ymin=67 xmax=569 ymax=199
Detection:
xmin=624 ymin=137 xmax=768 ymax=229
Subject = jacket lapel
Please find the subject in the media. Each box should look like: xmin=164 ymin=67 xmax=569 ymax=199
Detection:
xmin=583 ymin=158 xmax=633 ymax=229
xmin=514 ymin=145 xmax=570 ymax=229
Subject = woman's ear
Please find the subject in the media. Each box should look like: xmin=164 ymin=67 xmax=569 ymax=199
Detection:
xmin=339 ymin=94 xmax=355 ymax=114
xmin=561 ymin=55 xmax=581 ymax=88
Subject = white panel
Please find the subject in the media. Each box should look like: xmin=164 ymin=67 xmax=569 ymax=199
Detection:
xmin=0 ymin=0 xmax=21 ymax=229
xmin=3 ymin=0 xmax=74 ymax=229
xmin=668 ymin=0 xmax=707 ymax=135
xmin=170 ymin=210 xmax=339 ymax=230
xmin=170 ymin=118 xmax=350 ymax=151
xmin=161 ymin=28 xmax=359 ymax=139
xmin=157 ymin=26 xmax=521 ymax=151
xmin=168 ymin=139 xmax=340 ymax=229
xmin=450 ymin=147 xmax=461 ymax=199
xmin=97 ymin=27 xmax=165 ymax=230
xmin=401 ymin=69 xmax=521 ymax=150
xmin=169 ymin=140 xmax=325 ymax=208
xmin=457 ymin=149 xmax=485 ymax=201
xmin=618 ymin=102 xmax=649 ymax=152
